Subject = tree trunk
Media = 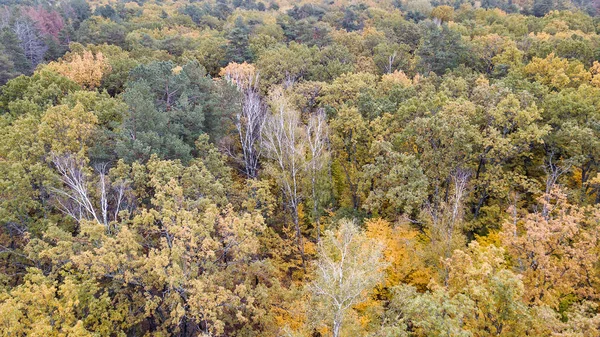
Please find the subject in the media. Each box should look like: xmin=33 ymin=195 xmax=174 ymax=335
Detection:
xmin=332 ymin=318 xmax=342 ymax=337
xmin=293 ymin=204 xmax=306 ymax=269
xmin=312 ymin=176 xmax=320 ymax=242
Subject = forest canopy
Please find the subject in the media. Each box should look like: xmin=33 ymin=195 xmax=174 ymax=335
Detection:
xmin=2 ymin=0 xmax=600 ymax=336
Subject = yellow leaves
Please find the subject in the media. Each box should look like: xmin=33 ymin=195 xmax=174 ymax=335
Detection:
xmin=590 ymin=61 xmax=600 ymax=88
xmin=431 ymin=5 xmax=454 ymax=23
xmin=46 ymin=51 xmax=111 ymax=89
xmin=215 ymin=205 xmax=265 ymax=259
xmin=500 ymin=188 xmax=600 ymax=308
xmin=365 ymin=218 xmax=431 ymax=291
xmin=491 ymin=43 xmax=524 ymax=71
xmin=39 ymin=103 xmax=98 ymax=156
xmin=320 ymin=72 xmax=378 ymax=109
xmin=542 ymin=19 xmax=570 ymax=34
xmin=530 ymin=29 xmax=591 ymax=41
xmin=171 ymin=65 xmax=183 ymax=75
xmin=380 ymin=70 xmax=412 ymax=91
xmin=0 ymin=270 xmax=101 ymax=337
xmin=523 ymin=52 xmax=591 ymax=89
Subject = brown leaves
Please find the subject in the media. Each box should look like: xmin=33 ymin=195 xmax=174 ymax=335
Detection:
xmin=501 ymin=188 xmax=600 ymax=307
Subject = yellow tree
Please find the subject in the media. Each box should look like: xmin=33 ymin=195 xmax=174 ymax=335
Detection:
xmin=523 ymin=53 xmax=590 ymax=90
xmin=364 ymin=218 xmax=431 ymax=290
xmin=46 ymin=51 xmax=111 ymax=89
xmin=18 ymin=156 xmax=269 ymax=336
xmin=431 ymin=5 xmax=454 ymax=23
xmin=39 ymin=103 xmax=98 ymax=156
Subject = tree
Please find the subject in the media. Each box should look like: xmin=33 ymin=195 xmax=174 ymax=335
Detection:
xmin=430 ymin=5 xmax=454 ymax=23
xmin=305 ymin=108 xmax=328 ymax=241
xmin=523 ymin=53 xmax=591 ymax=90
xmin=46 ymin=50 xmax=111 ymax=89
xmin=542 ymin=84 xmax=600 ymax=201
xmin=417 ymin=21 xmax=467 ymax=75
xmin=39 ymin=103 xmax=97 ymax=156
xmin=116 ymin=61 xmax=222 ymax=162
xmin=0 ymin=67 xmax=80 ymax=117
xmin=0 ymin=28 xmax=30 ymax=75
xmin=469 ymin=81 xmax=550 ymax=222
xmin=373 ymin=42 xmax=413 ymax=75
xmin=225 ymin=17 xmax=252 ymax=64
xmin=309 ymin=219 xmax=386 ymax=337
xmin=255 ymin=42 xmax=317 ymax=88
xmin=362 ymin=140 xmax=428 ymax=219
xmin=261 ymin=88 xmax=307 ymax=265
xmin=22 ymin=6 xmax=64 ymax=39
xmin=364 ymin=218 xmax=431 ymax=290
xmin=12 ymin=19 xmax=47 ymax=70
xmin=4 ymin=156 xmax=268 ymax=336
xmin=75 ymin=17 xmax=126 ymax=47
xmin=182 ymin=32 xmax=228 ymax=76
xmin=220 ymin=62 xmax=266 ymax=178
xmin=329 ymin=106 xmax=372 ymax=211
xmin=381 ymin=242 xmax=543 ymax=336
xmin=500 ymin=188 xmax=600 ymax=307
xmin=0 ymin=50 xmax=17 ymax=86
xmin=533 ymin=0 xmax=554 ymax=17
xmin=49 ymin=153 xmax=130 ymax=231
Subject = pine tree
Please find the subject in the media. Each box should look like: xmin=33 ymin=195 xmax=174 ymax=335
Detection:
xmin=0 ymin=50 xmax=17 ymax=85
xmin=0 ymin=28 xmax=31 ymax=75
xmin=225 ymin=17 xmax=252 ymax=64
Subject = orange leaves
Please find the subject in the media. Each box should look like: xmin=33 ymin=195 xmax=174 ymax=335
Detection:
xmin=379 ymin=70 xmax=412 ymax=91
xmin=500 ymin=188 xmax=600 ymax=307
xmin=47 ymin=51 xmax=111 ymax=89
xmin=590 ymin=61 xmax=600 ymax=88
xmin=219 ymin=62 xmax=257 ymax=90
xmin=365 ymin=218 xmax=430 ymax=291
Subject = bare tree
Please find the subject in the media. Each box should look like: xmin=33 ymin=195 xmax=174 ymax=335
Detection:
xmin=261 ymin=89 xmax=307 ymax=265
xmin=222 ymin=70 xmax=266 ymax=178
xmin=425 ymin=168 xmax=471 ymax=284
xmin=450 ymin=168 xmax=470 ymax=225
xmin=542 ymin=152 xmax=573 ymax=218
xmin=50 ymin=153 xmax=130 ymax=232
xmin=13 ymin=19 xmax=46 ymax=69
xmin=386 ymin=50 xmax=397 ymax=74
xmin=310 ymin=220 xmax=386 ymax=337
xmin=305 ymin=108 xmax=329 ymax=241
xmin=237 ymin=79 xmax=266 ymax=178
xmin=0 ymin=7 xmax=10 ymax=29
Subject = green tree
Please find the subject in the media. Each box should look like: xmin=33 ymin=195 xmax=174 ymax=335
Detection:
xmin=0 ymin=28 xmax=31 ymax=75
xmin=116 ymin=61 xmax=227 ymax=162
xmin=225 ymin=17 xmax=252 ymax=64
xmin=417 ymin=21 xmax=468 ymax=75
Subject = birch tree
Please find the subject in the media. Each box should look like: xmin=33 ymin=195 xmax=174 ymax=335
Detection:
xmin=50 ymin=153 xmax=130 ymax=232
xmin=220 ymin=62 xmax=266 ymax=178
xmin=309 ymin=219 xmax=386 ymax=337
xmin=12 ymin=20 xmax=46 ymax=69
xmin=305 ymin=108 xmax=328 ymax=241
xmin=261 ymin=88 xmax=307 ymax=265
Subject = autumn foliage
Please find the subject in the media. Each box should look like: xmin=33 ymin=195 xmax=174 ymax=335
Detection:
xmin=1 ymin=0 xmax=600 ymax=336
xmin=47 ymin=51 xmax=111 ymax=89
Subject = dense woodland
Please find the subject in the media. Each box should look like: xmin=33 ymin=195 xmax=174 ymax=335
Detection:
xmin=2 ymin=0 xmax=600 ymax=336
